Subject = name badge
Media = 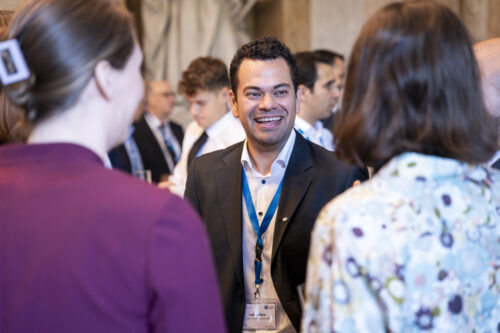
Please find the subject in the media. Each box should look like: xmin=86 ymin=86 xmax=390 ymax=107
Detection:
xmin=243 ymin=300 xmax=278 ymax=330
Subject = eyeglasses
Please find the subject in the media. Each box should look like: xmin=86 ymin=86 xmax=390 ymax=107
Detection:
xmin=159 ymin=92 xmax=176 ymax=98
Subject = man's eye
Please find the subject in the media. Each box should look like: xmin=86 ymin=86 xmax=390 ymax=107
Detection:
xmin=274 ymin=90 xmax=288 ymax=97
xmin=245 ymin=91 xmax=261 ymax=98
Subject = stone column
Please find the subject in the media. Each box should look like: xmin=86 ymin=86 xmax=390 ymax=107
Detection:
xmin=251 ymin=0 xmax=310 ymax=53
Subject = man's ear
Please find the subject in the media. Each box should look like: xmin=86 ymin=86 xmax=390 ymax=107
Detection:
xmin=229 ymin=89 xmax=239 ymax=118
xmin=298 ymin=84 xmax=310 ymax=102
xmin=93 ymin=60 xmax=113 ymax=100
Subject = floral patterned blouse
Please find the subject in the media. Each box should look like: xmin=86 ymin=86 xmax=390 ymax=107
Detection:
xmin=302 ymin=152 xmax=500 ymax=333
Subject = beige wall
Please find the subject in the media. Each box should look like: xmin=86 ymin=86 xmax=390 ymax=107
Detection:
xmin=253 ymin=0 xmax=500 ymax=57
xmin=0 ymin=0 xmax=21 ymax=10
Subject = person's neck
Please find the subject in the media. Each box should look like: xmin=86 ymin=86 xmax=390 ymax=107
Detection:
xmin=203 ymin=111 xmax=228 ymax=131
xmin=148 ymin=110 xmax=169 ymax=124
xmin=297 ymin=108 xmax=317 ymax=126
xmin=246 ymin=140 xmax=287 ymax=175
xmin=28 ymin=104 xmax=109 ymax=164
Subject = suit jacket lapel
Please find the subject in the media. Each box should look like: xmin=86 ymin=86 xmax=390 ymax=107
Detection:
xmin=215 ymin=143 xmax=245 ymax=288
xmin=272 ymin=134 xmax=313 ymax=259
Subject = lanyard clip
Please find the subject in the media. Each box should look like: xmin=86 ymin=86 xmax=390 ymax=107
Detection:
xmin=255 ymin=242 xmax=263 ymax=262
xmin=254 ymin=284 xmax=261 ymax=299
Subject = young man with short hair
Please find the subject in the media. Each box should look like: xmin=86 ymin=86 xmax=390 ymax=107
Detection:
xmin=165 ymin=57 xmax=245 ymax=196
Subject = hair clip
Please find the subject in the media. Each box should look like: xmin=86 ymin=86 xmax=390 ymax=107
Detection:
xmin=0 ymin=39 xmax=30 ymax=85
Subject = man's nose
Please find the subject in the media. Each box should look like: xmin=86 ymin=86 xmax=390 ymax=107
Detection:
xmin=259 ymin=93 xmax=277 ymax=110
xmin=189 ymin=104 xmax=198 ymax=116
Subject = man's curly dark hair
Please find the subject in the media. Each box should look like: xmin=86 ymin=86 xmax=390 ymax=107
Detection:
xmin=229 ymin=37 xmax=298 ymax=99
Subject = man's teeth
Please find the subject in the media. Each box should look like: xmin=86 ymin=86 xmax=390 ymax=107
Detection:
xmin=256 ymin=117 xmax=281 ymax=123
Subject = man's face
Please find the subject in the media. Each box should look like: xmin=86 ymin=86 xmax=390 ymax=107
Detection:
xmin=187 ymin=88 xmax=228 ymax=129
xmin=147 ymin=81 xmax=175 ymax=120
xmin=307 ymin=62 xmax=338 ymax=121
xmin=332 ymin=57 xmax=345 ymax=111
xmin=230 ymin=58 xmax=299 ymax=154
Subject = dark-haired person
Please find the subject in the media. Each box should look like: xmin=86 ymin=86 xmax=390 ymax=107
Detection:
xmin=474 ymin=38 xmax=500 ymax=169
xmin=315 ymin=49 xmax=345 ymax=132
xmin=0 ymin=0 xmax=226 ymax=332
xmin=294 ymin=51 xmax=338 ymax=151
xmin=163 ymin=56 xmax=245 ymax=196
xmin=185 ymin=37 xmax=368 ymax=333
xmin=302 ymin=1 xmax=500 ymax=332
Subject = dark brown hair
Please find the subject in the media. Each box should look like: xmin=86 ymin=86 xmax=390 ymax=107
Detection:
xmin=229 ymin=37 xmax=298 ymax=99
xmin=3 ymin=0 xmax=135 ymax=123
xmin=335 ymin=0 xmax=499 ymax=168
xmin=295 ymin=51 xmax=332 ymax=92
xmin=178 ymin=57 xmax=229 ymax=97
xmin=314 ymin=49 xmax=344 ymax=64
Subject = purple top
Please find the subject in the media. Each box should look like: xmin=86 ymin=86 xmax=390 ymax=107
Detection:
xmin=0 ymin=143 xmax=226 ymax=333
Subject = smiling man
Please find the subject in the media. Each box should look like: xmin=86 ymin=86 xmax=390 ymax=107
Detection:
xmin=185 ymin=38 xmax=368 ymax=333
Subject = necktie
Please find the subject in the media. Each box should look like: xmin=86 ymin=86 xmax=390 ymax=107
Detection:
xmin=492 ymin=158 xmax=500 ymax=170
xmin=159 ymin=124 xmax=180 ymax=163
xmin=187 ymin=131 xmax=208 ymax=167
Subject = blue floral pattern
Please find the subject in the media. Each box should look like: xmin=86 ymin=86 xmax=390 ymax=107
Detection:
xmin=302 ymin=153 xmax=500 ymax=333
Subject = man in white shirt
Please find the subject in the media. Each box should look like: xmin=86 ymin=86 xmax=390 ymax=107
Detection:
xmin=474 ymin=38 xmax=500 ymax=169
xmin=293 ymin=51 xmax=340 ymax=151
xmin=315 ymin=50 xmax=346 ymax=133
xmin=163 ymin=57 xmax=245 ymax=196
xmin=185 ymin=38 xmax=368 ymax=333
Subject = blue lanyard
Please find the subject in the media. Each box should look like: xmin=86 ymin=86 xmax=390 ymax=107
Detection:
xmin=242 ymin=170 xmax=283 ymax=294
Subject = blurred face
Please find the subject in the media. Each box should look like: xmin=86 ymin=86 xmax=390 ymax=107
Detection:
xmin=330 ymin=58 xmax=345 ymax=112
xmin=230 ymin=58 xmax=299 ymax=154
xmin=333 ymin=57 xmax=346 ymax=93
xmin=111 ymin=43 xmax=144 ymax=145
xmin=307 ymin=62 xmax=338 ymax=121
xmin=186 ymin=88 xmax=228 ymax=129
xmin=147 ymin=80 xmax=175 ymax=121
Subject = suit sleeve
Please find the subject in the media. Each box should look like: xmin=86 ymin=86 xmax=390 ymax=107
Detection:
xmin=147 ymin=195 xmax=226 ymax=333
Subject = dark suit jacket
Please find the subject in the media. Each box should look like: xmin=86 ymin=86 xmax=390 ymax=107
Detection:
xmin=0 ymin=143 xmax=226 ymax=333
xmin=185 ymin=133 xmax=368 ymax=332
xmin=109 ymin=115 xmax=184 ymax=183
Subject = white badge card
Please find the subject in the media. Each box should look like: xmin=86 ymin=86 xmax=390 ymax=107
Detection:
xmin=243 ymin=300 xmax=278 ymax=330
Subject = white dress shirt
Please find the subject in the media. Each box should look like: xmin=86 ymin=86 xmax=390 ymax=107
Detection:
xmin=167 ymin=111 xmax=245 ymax=196
xmin=241 ymin=131 xmax=296 ymax=333
xmin=488 ymin=150 xmax=500 ymax=167
xmin=294 ymin=116 xmax=334 ymax=151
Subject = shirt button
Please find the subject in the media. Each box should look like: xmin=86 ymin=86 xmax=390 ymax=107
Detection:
xmin=261 ymin=180 xmax=266 ymax=184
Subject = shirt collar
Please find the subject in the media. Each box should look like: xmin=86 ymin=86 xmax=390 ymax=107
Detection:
xmin=294 ymin=116 xmax=314 ymax=133
xmin=240 ymin=130 xmax=296 ymax=177
xmin=488 ymin=150 xmax=500 ymax=167
xmin=205 ymin=110 xmax=232 ymax=138
xmin=144 ymin=112 xmax=168 ymax=129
